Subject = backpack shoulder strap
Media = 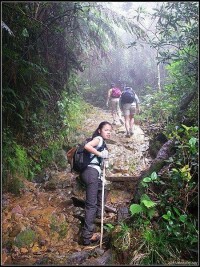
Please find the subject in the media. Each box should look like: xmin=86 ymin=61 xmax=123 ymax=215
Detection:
xmin=102 ymin=140 xmax=107 ymax=150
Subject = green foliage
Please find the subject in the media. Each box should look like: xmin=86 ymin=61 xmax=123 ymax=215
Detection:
xmin=139 ymin=91 xmax=176 ymax=125
xmin=2 ymin=130 xmax=31 ymax=193
xmin=58 ymin=91 xmax=91 ymax=145
xmin=2 ymin=132 xmax=29 ymax=177
xmin=139 ymin=60 xmax=197 ymax=126
xmin=161 ymin=208 xmax=198 ymax=253
xmin=164 ymin=50 xmax=198 ymax=125
xmin=172 ymin=165 xmax=192 ymax=182
xmin=15 ymin=229 xmax=37 ymax=248
xmin=131 ymin=172 xmax=161 ymax=221
xmin=50 ymin=215 xmax=68 ymax=240
xmin=129 ymin=124 xmax=198 ymax=264
xmin=160 ymin=125 xmax=198 ymax=222
xmin=112 ymin=222 xmax=131 ymax=251
xmin=130 ymin=193 xmax=157 ymax=220
xmin=81 ymin=83 xmax=108 ymax=108
xmin=104 ymin=223 xmax=115 ymax=233
xmin=168 ymin=125 xmax=198 ymax=177
xmin=157 ymin=125 xmax=198 ymax=259
xmin=137 ymin=228 xmax=178 ymax=265
xmin=3 ymin=1 xmax=136 ymax=189
xmin=3 ymin=77 xmax=92 ymax=183
xmin=127 ymin=2 xmax=198 ymax=129
xmin=8 ymin=177 xmax=25 ymax=196
xmin=54 ymin=150 xmax=68 ymax=169
xmin=141 ymin=171 xmax=160 ymax=187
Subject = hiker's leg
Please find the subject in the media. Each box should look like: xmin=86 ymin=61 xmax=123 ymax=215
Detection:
xmin=130 ymin=115 xmax=135 ymax=128
xmin=112 ymin=99 xmax=118 ymax=123
xmin=124 ymin=115 xmax=130 ymax=134
xmin=130 ymin=105 xmax=136 ymax=134
xmin=129 ymin=115 xmax=134 ymax=135
xmin=81 ymin=167 xmax=99 ymax=243
xmin=123 ymin=104 xmax=131 ymax=135
xmin=116 ymin=99 xmax=122 ymax=120
xmin=117 ymin=103 xmax=124 ymax=125
xmin=110 ymin=100 xmax=116 ymax=123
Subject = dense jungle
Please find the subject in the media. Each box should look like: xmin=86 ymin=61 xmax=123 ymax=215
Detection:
xmin=1 ymin=2 xmax=199 ymax=266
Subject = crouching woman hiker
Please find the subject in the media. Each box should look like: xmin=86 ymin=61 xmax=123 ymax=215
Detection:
xmin=80 ymin=121 xmax=112 ymax=246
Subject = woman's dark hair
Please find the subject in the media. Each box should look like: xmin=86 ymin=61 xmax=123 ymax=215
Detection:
xmin=92 ymin=121 xmax=112 ymax=138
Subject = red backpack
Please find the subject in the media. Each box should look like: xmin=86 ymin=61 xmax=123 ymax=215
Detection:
xmin=111 ymin=87 xmax=121 ymax=98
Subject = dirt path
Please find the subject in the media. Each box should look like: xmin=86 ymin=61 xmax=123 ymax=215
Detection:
xmin=83 ymin=107 xmax=151 ymax=176
xmin=2 ymin=106 xmax=151 ymax=265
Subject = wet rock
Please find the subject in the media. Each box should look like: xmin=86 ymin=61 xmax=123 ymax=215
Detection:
xmin=58 ymin=199 xmax=73 ymax=209
xmin=9 ymin=223 xmax=25 ymax=237
xmin=43 ymin=181 xmax=57 ymax=191
xmin=117 ymin=207 xmax=130 ymax=222
xmin=81 ymin=249 xmax=112 ymax=265
xmin=2 ymin=249 xmax=12 ymax=265
xmin=11 ymin=205 xmax=23 ymax=215
xmin=94 ymin=247 xmax=105 ymax=256
xmin=65 ymin=250 xmax=90 ymax=265
xmin=33 ymin=256 xmax=52 ymax=265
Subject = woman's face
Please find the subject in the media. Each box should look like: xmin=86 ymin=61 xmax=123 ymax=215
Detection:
xmin=99 ymin=124 xmax=112 ymax=140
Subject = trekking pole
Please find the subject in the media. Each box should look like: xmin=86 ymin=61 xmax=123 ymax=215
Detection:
xmin=100 ymin=161 xmax=106 ymax=249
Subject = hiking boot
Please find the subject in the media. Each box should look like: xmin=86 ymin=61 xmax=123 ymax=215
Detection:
xmin=82 ymin=232 xmax=101 ymax=246
xmin=125 ymin=133 xmax=130 ymax=137
xmin=82 ymin=240 xmax=97 ymax=246
xmin=130 ymin=131 xmax=133 ymax=136
xmin=90 ymin=232 xmax=101 ymax=242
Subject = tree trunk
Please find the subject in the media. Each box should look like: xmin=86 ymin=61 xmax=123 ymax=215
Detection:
xmin=157 ymin=50 xmax=161 ymax=92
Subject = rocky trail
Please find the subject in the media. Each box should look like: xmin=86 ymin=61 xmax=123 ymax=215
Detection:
xmin=2 ymin=107 xmax=152 ymax=265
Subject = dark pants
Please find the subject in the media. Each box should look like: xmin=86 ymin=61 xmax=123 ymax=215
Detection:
xmin=80 ymin=166 xmax=107 ymax=243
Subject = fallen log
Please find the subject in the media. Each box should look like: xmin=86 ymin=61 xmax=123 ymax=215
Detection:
xmin=139 ymin=139 xmax=175 ymax=179
xmin=106 ymin=176 xmax=139 ymax=182
xmin=133 ymin=139 xmax=175 ymax=202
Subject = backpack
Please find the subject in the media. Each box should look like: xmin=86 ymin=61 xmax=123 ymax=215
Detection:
xmin=121 ymin=88 xmax=135 ymax=104
xmin=66 ymin=137 xmax=107 ymax=173
xmin=111 ymin=87 xmax=121 ymax=98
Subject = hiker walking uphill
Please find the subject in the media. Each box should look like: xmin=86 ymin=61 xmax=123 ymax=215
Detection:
xmin=119 ymin=86 xmax=140 ymax=137
xmin=79 ymin=121 xmax=112 ymax=246
xmin=106 ymin=83 xmax=124 ymax=125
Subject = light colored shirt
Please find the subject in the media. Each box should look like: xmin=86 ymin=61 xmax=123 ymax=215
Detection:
xmin=88 ymin=136 xmax=104 ymax=178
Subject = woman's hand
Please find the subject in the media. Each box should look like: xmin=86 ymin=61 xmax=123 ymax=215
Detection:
xmin=99 ymin=150 xmax=109 ymax=158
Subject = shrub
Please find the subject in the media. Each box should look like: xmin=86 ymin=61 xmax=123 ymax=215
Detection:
xmin=15 ymin=229 xmax=37 ymax=248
